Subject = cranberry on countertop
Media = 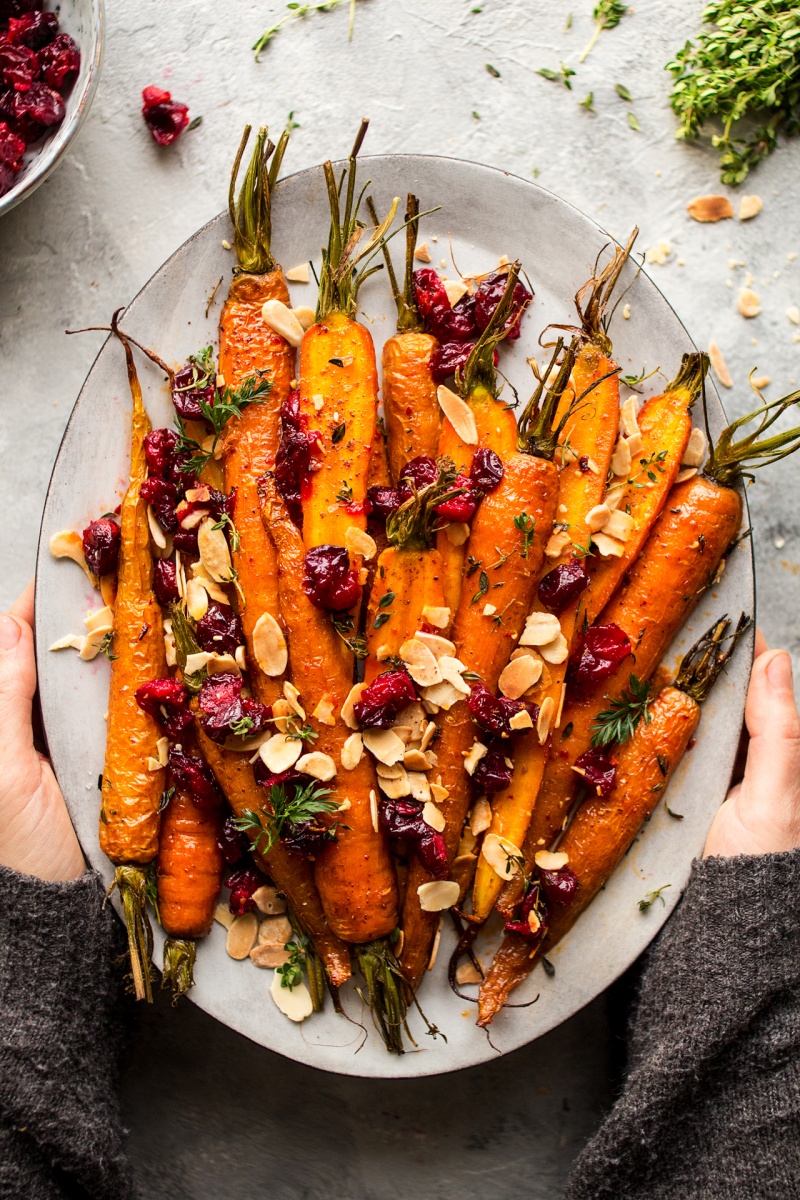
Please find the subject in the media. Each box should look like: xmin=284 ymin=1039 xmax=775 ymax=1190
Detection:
xmin=538 ymin=558 xmax=589 ymax=615
xmin=569 ymin=623 xmax=632 ymax=689
xmin=141 ymin=85 xmax=190 ymax=147
xmin=353 ymin=669 xmax=418 ymax=729
xmin=81 ymin=518 xmax=120 ymax=577
xmin=153 ymin=557 xmax=179 ymax=606
xmin=134 ymin=677 xmax=193 ymax=739
xmin=168 ymin=746 xmax=223 ymax=809
xmin=303 ymin=544 xmax=361 ymax=612
xmin=195 ymin=600 xmax=244 ymax=655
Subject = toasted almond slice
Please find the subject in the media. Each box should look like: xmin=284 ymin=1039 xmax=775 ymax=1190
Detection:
xmin=417 ymin=879 xmax=460 ymax=912
xmin=738 ymin=287 xmax=761 ymax=318
xmin=399 ymin=637 xmax=443 ymax=687
xmin=84 ymin=605 xmax=114 ymax=632
xmin=682 ymin=426 xmax=707 ymax=468
xmin=261 ymin=298 xmax=305 ymax=347
xmin=586 ymin=503 xmax=611 ymax=532
xmin=394 ymin=701 xmax=428 ymax=739
xmin=427 ymin=917 xmax=444 ymax=970
xmin=164 ymin=629 xmax=177 ymax=667
xmin=421 ymin=605 xmax=451 ymax=630
xmin=593 ymin=531 xmax=626 ymax=558
xmin=146 ymin=505 xmax=167 ymax=550
xmin=269 ymin=971 xmax=313 ymax=1021
xmin=420 ymin=721 xmax=438 ymax=752
xmin=482 ymin=603 xmax=497 ymax=617
xmin=146 ymin=756 xmax=163 ymax=771
xmin=290 ymin=305 xmax=314 ymax=330
xmin=403 ymin=748 xmax=431 ymax=772
xmin=376 ymin=760 xmax=406 ymax=780
xmin=463 ymin=741 xmax=488 ymax=776
xmin=415 ymin=630 xmax=457 ymax=659
xmin=537 ymin=695 xmax=556 ymax=743
xmin=438 ymin=656 xmax=470 ymax=692
xmin=389 ymin=725 xmax=414 ymax=746
xmin=422 ymin=800 xmax=446 ymax=833
xmin=557 ymin=444 xmax=578 ymax=467
xmin=626 ymin=431 xmax=644 ymax=459
xmin=687 ymin=194 xmax=734 ymax=223
xmin=286 ymin=262 xmax=310 ymax=283
xmin=738 ymin=194 xmax=762 ymax=221
xmin=431 ymin=782 xmax=449 ymax=804
xmin=341 ymin=682 xmax=367 ymax=729
xmin=458 ymin=825 xmax=478 ymax=856
xmin=183 ymin=578 xmax=208 ymax=622
xmin=456 ymin=961 xmax=483 ymax=986
xmin=198 ymin=518 xmax=234 ymax=583
xmin=340 ymin=732 xmax=364 ymax=771
xmin=610 ymin=437 xmax=632 ymax=478
xmin=312 ymin=694 xmax=336 ymax=726
xmin=602 ymin=509 xmax=634 ymax=542
xmin=408 ymin=771 xmax=431 ymax=802
xmin=259 ymin=734 xmax=303 ymax=774
xmin=619 ymin=396 xmax=640 ymax=437
xmin=509 ymin=708 xmax=533 ymax=731
xmin=250 ymin=944 xmax=291 ymax=968
xmin=214 ymin=902 xmax=235 ymax=929
xmin=675 ymin=467 xmax=698 ymax=484
xmin=555 ymin=681 xmax=567 ymax=729
xmin=481 ymin=833 xmax=523 ymax=880
xmin=295 ymin=751 xmax=337 ymax=781
xmin=752 ymin=374 xmax=771 ymax=390
xmin=469 ymin=796 xmax=492 ymax=835
xmin=539 ymin=633 xmax=568 ymax=666
xmin=414 ymin=241 xmax=431 ymax=262
xmin=79 ymin=625 xmax=113 ymax=661
xmin=271 ymin=697 xmax=292 ymax=734
xmin=370 ymin=789 xmax=379 ymax=832
xmin=443 ymin=278 xmax=470 ymax=307
xmin=605 ymin=486 xmax=625 ymax=512
xmin=363 ymin=727 xmax=406 ymax=766
xmin=445 ymin=521 xmax=471 ymax=546
xmin=257 ymin=914 xmax=293 ymax=946
xmin=519 ymin=611 xmax=561 ymax=646
xmin=283 ymin=681 xmax=305 ymax=719
xmin=544 ymin=531 xmax=570 ymax=559
xmin=49 ymin=632 xmax=85 ymax=652
xmin=535 ymin=849 xmax=569 ymax=871
xmin=344 ymin=525 xmax=377 ymax=561
xmin=252 ymin=885 xmax=287 ymax=916
xmin=437 ymin=384 xmax=478 ymax=445
xmin=252 ymin=612 xmax=288 ymax=677
xmin=708 ymin=340 xmax=733 ymax=388
xmin=156 ymin=736 xmax=170 ymax=767
xmin=498 ymin=653 xmax=543 ymax=699
xmin=236 ymin=645 xmax=247 ymax=671
xmin=226 ymin=912 xmax=259 ymax=959
xmin=421 ymin=680 xmax=463 ymax=710
xmin=787 ymin=306 xmax=800 ymax=326
xmin=49 ymin=529 xmax=97 ymax=584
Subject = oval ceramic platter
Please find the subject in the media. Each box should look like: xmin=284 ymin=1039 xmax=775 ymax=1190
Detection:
xmin=35 ymin=154 xmax=754 ymax=1079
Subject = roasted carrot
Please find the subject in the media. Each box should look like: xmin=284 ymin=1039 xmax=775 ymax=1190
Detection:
xmin=218 ymin=125 xmax=294 ymax=709
xmin=100 ymin=323 xmax=167 ymax=1002
xmin=478 ymin=615 xmax=750 ymax=1025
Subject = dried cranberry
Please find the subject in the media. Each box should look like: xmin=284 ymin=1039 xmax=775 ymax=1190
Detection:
xmin=134 ymin=677 xmax=193 ymax=739
xmin=195 ymin=600 xmax=243 ymax=654
xmin=153 ymin=557 xmax=179 ymax=606
xmin=38 ymin=33 xmax=79 ymax=89
xmin=504 ymin=916 xmax=548 ymax=944
xmin=474 ymin=271 xmax=532 ymax=341
xmin=366 ymin=484 xmax=401 ymax=519
xmin=172 ymin=529 xmax=199 ymax=556
xmin=379 ymin=797 xmax=448 ymax=878
xmin=175 ymin=484 xmax=228 ymax=531
xmin=227 ymin=866 xmax=264 ymax=915
xmin=283 ymin=817 xmax=336 ymax=858
xmin=569 ymin=623 xmax=632 ymax=689
xmin=143 ymin=427 xmax=180 ymax=480
xmin=141 ymin=85 xmax=190 ymax=147
xmin=439 ymin=293 xmax=480 ymax=342
xmin=467 ymin=682 xmax=516 ymax=737
xmin=217 ymin=813 xmax=249 ymax=867
xmin=0 ymin=0 xmax=39 ymax=16
xmin=0 ymin=120 xmax=24 ymax=167
xmin=538 ymin=559 xmax=589 ymax=615
xmin=413 ymin=268 xmax=450 ymax=327
xmin=81 ymin=517 xmax=120 ymax=576
xmin=239 ymin=697 xmax=272 ymax=737
xmin=140 ymin=476 xmax=178 ymax=534
xmin=168 ymin=746 xmax=223 ymax=809
xmin=540 ymin=865 xmax=579 ymax=908
xmin=472 ymin=747 xmax=512 ymax=795
xmin=198 ymin=672 xmax=271 ymax=742
xmin=275 ymin=391 xmax=322 ymax=526
xmin=0 ymin=43 xmax=37 ymax=91
xmin=430 ymin=341 xmax=475 ymax=383
xmin=253 ymin=762 xmax=305 ymax=792
xmin=7 ymin=11 xmax=58 ymax=49
xmin=505 ymin=882 xmax=549 ymax=942
xmin=171 ymin=357 xmax=216 ymax=420
xmin=436 ymin=472 xmax=478 ymax=522
xmin=353 ymin=669 xmax=417 ymax=728
xmin=578 ymin=455 xmax=591 ymax=474
xmin=303 ymin=544 xmax=361 ymax=612
xmin=11 ymin=81 xmax=64 ymax=139
xmin=573 ymin=747 xmax=616 ymax=797
xmin=0 ymin=159 xmax=15 ymax=196
xmin=398 ymin=455 xmax=438 ymax=500
xmin=418 ymin=831 xmax=449 ymax=878
xmin=470 ymin=448 xmax=504 ymax=493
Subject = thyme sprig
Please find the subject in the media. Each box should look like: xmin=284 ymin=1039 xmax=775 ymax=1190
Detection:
xmin=638 ymin=883 xmax=671 ymax=912
xmin=233 ymin=780 xmax=338 ymax=856
xmin=591 ymin=674 xmax=652 ymax=748
xmin=580 ymin=0 xmax=629 ymax=62
xmin=254 ymin=0 xmax=359 ymax=60
xmin=176 ymin=365 xmax=272 ymax=475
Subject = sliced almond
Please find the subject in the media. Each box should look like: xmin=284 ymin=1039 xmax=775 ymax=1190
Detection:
xmin=605 ymin=486 xmax=625 ymax=512
xmin=682 ymin=426 xmax=707 ymax=468
xmin=394 ymin=702 xmax=428 ymax=739
xmin=537 ymin=695 xmax=556 ymax=744
xmin=458 ymin=826 xmax=478 ymax=856
xmin=313 ymin=393 xmax=325 ymax=411
xmin=269 ymin=971 xmax=313 ymax=1021
xmin=498 ymin=653 xmax=543 ymax=699
xmin=431 ymin=782 xmax=449 ymax=805
xmin=420 ymin=721 xmax=438 ymax=752
xmin=146 ymin=505 xmax=167 ymax=550
xmin=344 ymin=525 xmax=377 ymax=561
xmin=403 ymin=748 xmax=431 ymax=772
xmin=363 ymin=727 xmax=406 ymax=766
xmin=586 ymin=503 xmax=611 ymax=532
xmin=370 ymin=789 xmax=379 ymax=832
xmin=164 ymin=629 xmax=177 ymax=667
xmin=214 ymin=902 xmax=235 ymax=930
xmin=283 ymin=681 xmax=305 ymax=719
xmin=422 ymin=801 xmax=446 ymax=832
xmin=252 ymin=612 xmax=288 ymax=678
xmin=437 ymin=384 xmax=478 ymax=445
xmin=341 ymin=682 xmax=367 ymax=729
xmin=545 ymin=531 xmax=570 ymax=559
xmin=738 ymin=194 xmax=762 ymax=221
xmin=644 ymin=240 xmax=671 ymax=265
xmin=256 ymin=913 xmax=293 ymax=946
xmin=421 ymin=605 xmax=451 ymax=630
xmin=687 ymin=194 xmax=734 ymax=223
xmin=79 ymin=625 xmax=113 ymax=661
xmin=340 ymin=732 xmax=364 ymax=771
xmin=421 ymin=680 xmax=463 ymax=710
xmin=675 ymin=467 xmax=698 ymax=484
xmin=455 ymin=961 xmax=483 ymax=986
xmin=602 ymin=509 xmax=634 ymax=542
xmin=185 ymin=578 xmax=210 ymax=621
xmin=787 ymin=306 xmax=800 ymax=326
xmin=399 ymin=637 xmax=443 ymax=687
xmin=415 ymin=630 xmax=456 ymax=659
xmin=49 ymin=529 xmax=97 ymax=584
xmin=414 ymin=242 xmax=431 ymax=262
xmin=226 ymin=912 xmax=259 ymax=959
xmin=539 ymin=633 xmax=568 ymax=666
xmin=49 ymin=632 xmax=85 ymax=653
xmin=311 ymin=694 xmax=336 ymax=726
xmin=376 ymin=760 xmax=406 ymax=780
xmin=470 ymin=797 xmax=492 ymax=835
xmin=84 ymin=605 xmax=114 ymax=632
xmin=481 ymin=833 xmax=523 ymax=880
xmin=408 ymin=771 xmax=431 ymax=802
xmin=519 ymin=612 xmax=561 ymax=646
xmin=235 ymin=645 xmax=247 ymax=671
xmin=295 ymin=751 xmax=337 ymax=781
xmin=738 ymin=288 xmax=761 ymax=318
xmin=610 ymin=437 xmax=632 ymax=477
xmin=443 ymin=278 xmax=469 ymax=307
xmin=555 ymin=681 xmax=567 ymax=729
xmin=445 ymin=522 xmax=470 ymax=546
xmin=156 ymin=736 xmax=170 ymax=767
xmin=535 ymin=849 xmax=569 ymax=871
xmin=438 ymin=656 xmax=470 ymax=694
xmin=389 ymin=725 xmax=414 ymax=746
xmin=463 ymin=742 xmax=488 ymax=776
xmin=261 ymin=298 xmax=305 ymax=347
xmin=482 ymin=603 xmax=497 ymax=617
xmin=417 ymin=879 xmax=460 ymax=912
xmin=708 ymin=340 xmax=733 ymax=388
xmin=259 ymin=734 xmax=303 ymax=774
xmin=252 ymin=886 xmax=286 ymax=916
xmin=286 ymin=262 xmax=310 ymax=283
xmin=198 ymin=518 xmax=234 ymax=583
xmin=250 ymin=944 xmax=291 ymax=968
xmin=619 ymin=396 xmax=640 ymax=438
xmin=272 ymin=697 xmax=292 ymax=734
xmin=509 ymin=708 xmax=533 ymax=731
xmin=146 ymin=756 xmax=164 ymax=771
xmin=592 ymin=532 xmax=626 ymax=558
xmin=189 ymin=561 xmax=231 ymax=604
xmin=752 ymin=374 xmax=771 ymax=390
xmin=427 ymin=917 xmax=444 ymax=970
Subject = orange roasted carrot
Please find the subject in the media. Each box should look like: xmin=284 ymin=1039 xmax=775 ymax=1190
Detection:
xmin=218 ymin=126 xmax=295 ymax=708
xmin=100 ymin=325 xmax=167 ymax=1001
xmin=478 ymin=615 xmax=750 ymax=1025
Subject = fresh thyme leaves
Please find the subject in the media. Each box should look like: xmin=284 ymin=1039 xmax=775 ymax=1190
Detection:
xmin=581 ymin=91 xmax=595 ymax=111
xmin=233 ymin=780 xmax=338 ymax=855
xmin=177 ymin=366 xmax=271 ymax=474
xmin=470 ymin=570 xmax=490 ymax=606
xmin=638 ymin=883 xmax=671 ymax=912
xmin=486 ymin=63 xmax=501 ymax=77
xmin=621 ymin=364 xmax=659 ymax=389
xmin=656 ymin=754 xmax=670 ymax=777
xmin=378 ymin=591 xmax=395 ymax=608
xmin=285 ymin=717 xmax=318 ymax=745
xmin=514 ymin=512 xmax=535 ymax=558
xmin=276 ymin=939 xmax=307 ymax=990
xmin=667 ymin=0 xmax=800 ymax=184
xmin=373 ymin=611 xmax=391 ymax=629
xmin=462 ymin=671 xmax=482 ymax=682
xmin=98 ymin=630 xmax=118 ymax=661
xmin=336 ymin=483 xmax=354 ymax=504
xmin=537 ymin=62 xmax=576 ymax=89
xmin=159 ymin=786 xmax=175 ymax=813
xmin=253 ymin=0 xmax=359 ymax=60
xmin=541 ymin=956 xmax=556 ymax=977
xmin=627 ymin=111 xmax=640 ymax=132
xmin=665 ymin=802 xmax=685 ymax=821
xmin=591 ymin=674 xmax=652 ymax=747
xmin=286 ymin=109 xmax=301 ymax=132
xmin=580 ymin=0 xmax=629 ymax=61
xmin=229 ymin=715 xmax=255 ymax=738
xmin=615 ymin=82 xmax=632 ymax=101
xmin=212 ymin=513 xmax=240 ymax=552
xmin=466 ymin=555 xmax=483 ymax=577
xmin=331 ymin=615 xmax=368 ymax=659
xmin=562 ymin=721 xmax=574 ymax=740
xmin=332 ymin=422 xmax=347 ymax=445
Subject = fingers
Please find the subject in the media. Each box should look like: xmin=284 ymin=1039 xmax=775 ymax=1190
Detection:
xmin=9 ymin=579 xmax=34 ymax=628
xmin=754 ymin=626 xmax=769 ymax=659
xmin=0 ymin=606 xmax=37 ymax=776
xmin=740 ymin=649 xmax=800 ymax=840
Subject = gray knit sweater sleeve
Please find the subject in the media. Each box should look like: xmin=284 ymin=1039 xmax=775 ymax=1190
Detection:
xmin=0 ymin=864 xmax=135 ymax=1200
xmin=566 ymin=849 xmax=800 ymax=1200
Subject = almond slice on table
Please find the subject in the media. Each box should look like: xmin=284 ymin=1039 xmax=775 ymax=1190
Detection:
xmin=443 ymin=278 xmax=470 ymax=307
xmin=252 ymin=612 xmax=288 ymax=677
xmin=437 ymin=385 xmax=478 ymax=445
xmin=295 ymin=751 xmax=337 ymax=781
xmin=257 ymin=914 xmax=293 ymax=945
xmin=498 ymin=653 xmax=543 ymax=699
xmin=708 ymin=341 xmax=733 ymax=389
xmin=399 ymin=638 xmax=443 ymax=687
xmin=417 ymin=880 xmax=460 ymax=912
xmin=481 ymin=833 xmax=523 ymax=880
xmin=738 ymin=288 xmax=761 ymax=318
xmin=286 ymin=262 xmax=310 ymax=283
xmin=49 ymin=530 xmax=97 ymax=585
xmin=687 ymin=194 xmax=734 ymax=223
xmin=738 ymin=195 xmax=763 ymax=221
xmin=261 ymin=299 xmax=305 ymax=347
xmin=49 ymin=632 xmax=85 ymax=653
xmin=79 ymin=625 xmax=114 ymax=661
xmin=214 ymin=903 xmax=235 ymax=930
xmin=250 ymin=944 xmax=291 ymax=968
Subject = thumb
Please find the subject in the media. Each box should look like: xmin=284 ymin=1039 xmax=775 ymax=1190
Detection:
xmin=0 ymin=611 xmax=37 ymax=779
xmin=742 ymin=650 xmax=800 ymax=804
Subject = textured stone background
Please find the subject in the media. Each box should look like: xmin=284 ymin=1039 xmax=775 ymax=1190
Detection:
xmin=2 ymin=0 xmax=799 ymax=1195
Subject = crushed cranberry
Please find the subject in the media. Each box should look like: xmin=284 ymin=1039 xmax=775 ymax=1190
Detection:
xmin=172 ymin=529 xmax=199 ymax=556
xmin=353 ymin=669 xmax=418 ymax=728
xmin=0 ymin=43 xmax=37 ymax=91
xmin=538 ymin=559 xmax=589 ymax=615
xmin=366 ymin=484 xmax=401 ymax=519
xmin=198 ymin=672 xmax=271 ymax=743
xmin=217 ymin=813 xmax=249 ymax=867
xmin=140 ymin=476 xmax=178 ymax=533
xmin=227 ymin=867 xmax=264 ymax=915
xmin=171 ymin=355 xmax=215 ymax=420
xmin=436 ymin=472 xmax=478 ymax=523
xmin=467 ymin=681 xmax=537 ymax=738
xmin=472 ymin=746 xmax=513 ymax=795
xmin=37 ymin=32 xmax=79 ymax=88
xmin=141 ymin=85 xmax=190 ymax=147
xmin=569 ymin=623 xmax=632 ymax=689
xmin=168 ymin=746 xmax=223 ymax=809
xmin=380 ymin=797 xmax=448 ymax=878
xmin=303 ymin=544 xmax=361 ymax=612
xmin=540 ymin=864 xmax=579 ymax=908
xmin=398 ymin=455 xmax=438 ymax=500
xmin=470 ymin=447 xmax=504 ymax=493
xmin=275 ymin=391 xmax=322 ymax=525
xmin=474 ymin=271 xmax=532 ymax=341
xmin=11 ymin=80 xmax=64 ymax=139
xmin=81 ymin=517 xmax=120 ymax=576
xmin=195 ymin=600 xmax=243 ymax=654
xmin=153 ymin=557 xmax=179 ymax=606
xmin=574 ymin=747 xmax=616 ymax=797
xmin=0 ymin=121 xmax=23 ymax=169
xmin=7 ymin=11 xmax=58 ymax=49
xmin=134 ymin=677 xmax=193 ymax=739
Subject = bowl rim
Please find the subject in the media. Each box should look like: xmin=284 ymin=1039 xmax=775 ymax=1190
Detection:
xmin=0 ymin=0 xmax=104 ymax=218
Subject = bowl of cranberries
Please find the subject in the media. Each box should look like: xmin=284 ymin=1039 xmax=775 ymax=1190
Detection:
xmin=0 ymin=0 xmax=101 ymax=216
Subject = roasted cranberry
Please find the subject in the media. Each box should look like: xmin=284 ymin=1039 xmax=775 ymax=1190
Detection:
xmin=195 ymin=600 xmax=243 ymax=654
xmin=439 ymin=292 xmax=480 ymax=342
xmin=574 ymin=747 xmax=616 ymax=797
xmin=253 ymin=762 xmax=305 ymax=792
xmin=227 ymin=867 xmax=264 ymax=915
xmin=379 ymin=797 xmax=448 ymax=878
xmin=134 ymin=677 xmax=193 ymax=738
xmin=283 ymin=817 xmax=336 ymax=858
xmin=11 ymin=81 xmax=64 ymax=139
xmin=0 ymin=120 xmax=24 ymax=168
xmin=505 ymin=882 xmax=549 ymax=942
xmin=413 ymin=268 xmax=450 ymax=327
xmin=504 ymin=915 xmax=548 ymax=944
xmin=430 ymin=341 xmax=475 ymax=383
xmin=538 ymin=559 xmax=589 ymax=615
xmin=140 ymin=476 xmax=178 ymax=533
xmin=303 ymin=544 xmax=361 ymax=612
xmin=0 ymin=43 xmax=37 ymax=91
xmin=540 ymin=865 xmax=579 ymax=908
xmin=153 ymin=557 xmax=179 ymax=606
xmin=436 ymin=473 xmax=478 ymax=523
xmin=366 ymin=484 xmax=401 ymax=518
xmin=81 ymin=517 xmax=120 ymax=576
xmin=175 ymin=485 xmax=227 ymax=532
xmin=38 ymin=33 xmax=79 ymax=89
xmin=198 ymin=672 xmax=271 ymax=742
xmin=141 ymin=85 xmax=190 ymax=147
xmin=172 ymin=529 xmax=199 ymax=556
xmin=467 ymin=682 xmax=518 ymax=737
xmin=239 ymin=696 xmax=272 ymax=737
xmin=143 ymin=427 xmax=180 ymax=480
xmin=171 ymin=355 xmax=216 ymax=420
xmin=398 ymin=455 xmax=438 ymax=499
xmin=217 ymin=813 xmax=249 ymax=867
xmin=168 ymin=746 xmax=223 ymax=809
xmin=470 ymin=447 xmax=504 ymax=493
xmin=472 ymin=747 xmax=512 ymax=795
xmin=418 ymin=830 xmax=449 ymax=878
xmin=353 ymin=668 xmax=417 ymax=728
xmin=578 ymin=455 xmax=591 ymax=474
xmin=275 ymin=391 xmax=322 ymax=525
xmin=569 ymin=623 xmax=632 ymax=689
xmin=474 ymin=271 xmax=532 ymax=341
xmin=7 ymin=11 xmax=58 ymax=49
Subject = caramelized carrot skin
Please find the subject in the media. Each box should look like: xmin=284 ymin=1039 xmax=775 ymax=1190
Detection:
xmin=219 ymin=270 xmax=292 ymax=391
xmin=299 ymin=312 xmax=378 ymax=547
xmin=364 ymin=547 xmax=447 ymax=683
xmin=157 ymin=790 xmax=223 ymax=939
xmin=478 ymin=686 xmax=700 ymax=1025
xmin=382 ymin=332 xmax=441 ymax=483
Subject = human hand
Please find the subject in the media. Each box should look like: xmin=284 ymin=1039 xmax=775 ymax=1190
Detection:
xmin=704 ymin=629 xmax=800 ymax=859
xmin=0 ymin=581 xmax=85 ymax=881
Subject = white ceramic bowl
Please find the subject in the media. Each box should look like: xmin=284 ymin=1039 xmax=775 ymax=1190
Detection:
xmin=0 ymin=0 xmax=103 ymax=217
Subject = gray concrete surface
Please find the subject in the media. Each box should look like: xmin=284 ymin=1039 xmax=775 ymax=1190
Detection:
xmin=2 ymin=0 xmax=800 ymax=1195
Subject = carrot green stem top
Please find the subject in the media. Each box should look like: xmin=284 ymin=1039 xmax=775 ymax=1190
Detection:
xmin=367 ymin=192 xmax=424 ymax=334
xmin=517 ymin=336 xmax=581 ymax=461
xmin=386 ymin=457 xmax=465 ymax=550
xmin=667 ymin=350 xmax=708 ymax=402
xmin=675 ymin=613 xmax=751 ymax=704
xmin=228 ymin=124 xmax=290 ymax=276
xmin=573 ymin=227 xmax=638 ymax=354
xmin=705 ymin=385 xmax=800 ymax=487
xmin=456 ymin=261 xmax=525 ymax=398
xmin=162 ymin=937 xmax=196 ymax=1003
